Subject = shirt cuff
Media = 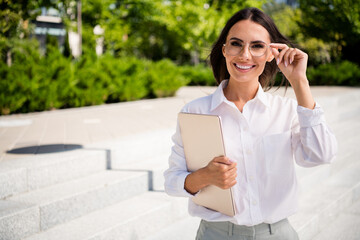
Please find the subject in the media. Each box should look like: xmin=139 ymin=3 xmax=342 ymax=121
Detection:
xmin=177 ymin=171 xmax=199 ymax=198
xmin=297 ymin=102 xmax=326 ymax=127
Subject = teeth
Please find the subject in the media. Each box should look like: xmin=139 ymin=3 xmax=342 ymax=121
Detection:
xmin=235 ymin=64 xmax=252 ymax=70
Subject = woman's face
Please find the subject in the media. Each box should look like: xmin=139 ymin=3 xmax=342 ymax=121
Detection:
xmin=222 ymin=19 xmax=274 ymax=84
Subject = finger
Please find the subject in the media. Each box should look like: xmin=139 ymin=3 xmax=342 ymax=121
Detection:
xmin=270 ymin=46 xmax=279 ymax=59
xmin=228 ymin=179 xmax=237 ymax=188
xmin=270 ymin=43 xmax=289 ymax=65
xmin=217 ymin=162 xmax=236 ymax=173
xmin=227 ymin=162 xmax=237 ymax=170
xmin=228 ymin=169 xmax=237 ymax=179
xmin=213 ymin=156 xmax=231 ymax=165
xmin=270 ymin=48 xmax=280 ymax=65
xmin=277 ymin=46 xmax=290 ymax=65
xmin=283 ymin=48 xmax=295 ymax=67
xmin=289 ymin=48 xmax=297 ymax=64
xmin=269 ymin=43 xmax=289 ymax=49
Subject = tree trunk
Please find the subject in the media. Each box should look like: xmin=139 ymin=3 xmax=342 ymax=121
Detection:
xmin=6 ymin=49 xmax=12 ymax=66
xmin=77 ymin=0 xmax=82 ymax=57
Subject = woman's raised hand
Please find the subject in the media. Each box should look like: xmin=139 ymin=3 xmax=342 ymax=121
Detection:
xmin=269 ymin=43 xmax=315 ymax=109
xmin=269 ymin=43 xmax=309 ymax=87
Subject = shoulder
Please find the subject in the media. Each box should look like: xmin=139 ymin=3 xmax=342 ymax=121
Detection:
xmin=181 ymin=94 xmax=213 ymax=114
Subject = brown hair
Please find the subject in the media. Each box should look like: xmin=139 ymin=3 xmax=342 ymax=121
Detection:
xmin=209 ymin=7 xmax=294 ymax=90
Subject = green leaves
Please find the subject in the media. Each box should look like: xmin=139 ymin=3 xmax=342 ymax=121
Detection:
xmin=298 ymin=0 xmax=360 ymax=64
xmin=307 ymin=61 xmax=360 ymax=86
xmin=0 ymin=44 xmax=194 ymax=114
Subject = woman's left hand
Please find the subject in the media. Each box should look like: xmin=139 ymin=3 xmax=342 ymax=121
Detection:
xmin=269 ymin=43 xmax=308 ymax=87
xmin=270 ymin=43 xmax=315 ymax=109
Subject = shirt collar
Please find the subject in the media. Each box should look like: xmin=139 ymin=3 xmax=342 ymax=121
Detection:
xmin=210 ymin=80 xmax=270 ymax=111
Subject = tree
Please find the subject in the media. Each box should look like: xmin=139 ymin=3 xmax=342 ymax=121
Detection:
xmin=0 ymin=0 xmax=55 ymax=65
xmin=298 ymin=0 xmax=360 ymax=64
xmin=264 ymin=1 xmax=334 ymax=66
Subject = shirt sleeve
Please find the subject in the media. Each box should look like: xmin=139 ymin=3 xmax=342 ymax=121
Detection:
xmin=291 ymin=102 xmax=338 ymax=167
xmin=163 ymin=114 xmax=196 ymax=198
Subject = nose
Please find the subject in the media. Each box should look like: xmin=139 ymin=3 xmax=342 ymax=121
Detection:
xmin=239 ymin=45 xmax=250 ymax=59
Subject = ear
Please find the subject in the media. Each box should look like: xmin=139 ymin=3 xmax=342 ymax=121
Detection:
xmin=222 ymin=44 xmax=226 ymax=57
xmin=266 ymin=50 xmax=274 ymax=62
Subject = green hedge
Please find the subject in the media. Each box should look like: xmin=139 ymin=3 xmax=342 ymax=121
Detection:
xmin=0 ymin=44 xmax=190 ymax=115
xmin=180 ymin=64 xmax=215 ymax=86
xmin=308 ymin=61 xmax=360 ymax=86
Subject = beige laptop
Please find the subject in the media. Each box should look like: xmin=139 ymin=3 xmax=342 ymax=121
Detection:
xmin=178 ymin=112 xmax=236 ymax=217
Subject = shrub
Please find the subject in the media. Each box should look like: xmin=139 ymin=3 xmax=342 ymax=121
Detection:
xmin=148 ymin=59 xmax=189 ymax=97
xmin=0 ymin=39 xmax=42 ymax=114
xmin=307 ymin=61 xmax=360 ymax=86
xmin=181 ymin=64 xmax=215 ymax=86
xmin=0 ymin=44 xmax=190 ymax=115
xmin=74 ymin=51 xmax=111 ymax=106
xmin=0 ymin=62 xmax=28 ymax=114
xmin=99 ymin=55 xmax=150 ymax=102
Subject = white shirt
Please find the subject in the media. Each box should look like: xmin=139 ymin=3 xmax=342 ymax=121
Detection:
xmin=164 ymin=80 xmax=337 ymax=226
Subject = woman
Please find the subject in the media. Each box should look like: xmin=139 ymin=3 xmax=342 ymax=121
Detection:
xmin=164 ymin=7 xmax=337 ymax=239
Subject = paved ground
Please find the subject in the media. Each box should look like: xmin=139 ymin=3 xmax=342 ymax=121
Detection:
xmin=0 ymin=85 xmax=358 ymax=162
xmin=0 ymin=86 xmax=212 ymax=161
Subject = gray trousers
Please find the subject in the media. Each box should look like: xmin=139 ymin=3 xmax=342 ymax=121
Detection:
xmin=196 ymin=218 xmax=299 ymax=240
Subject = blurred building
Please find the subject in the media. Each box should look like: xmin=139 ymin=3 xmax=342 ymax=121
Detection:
xmin=32 ymin=8 xmax=66 ymax=54
xmin=275 ymin=0 xmax=298 ymax=7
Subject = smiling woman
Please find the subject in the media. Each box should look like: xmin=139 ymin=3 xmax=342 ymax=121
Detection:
xmin=164 ymin=7 xmax=337 ymax=240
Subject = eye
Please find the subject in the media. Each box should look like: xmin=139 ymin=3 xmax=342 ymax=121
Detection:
xmin=251 ymin=43 xmax=265 ymax=49
xmin=230 ymin=41 xmax=242 ymax=47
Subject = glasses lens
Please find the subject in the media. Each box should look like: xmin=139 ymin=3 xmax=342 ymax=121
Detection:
xmin=250 ymin=42 xmax=267 ymax=57
xmin=226 ymin=42 xmax=242 ymax=56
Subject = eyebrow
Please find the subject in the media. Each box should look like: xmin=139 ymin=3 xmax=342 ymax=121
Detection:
xmin=229 ymin=37 xmax=266 ymax=44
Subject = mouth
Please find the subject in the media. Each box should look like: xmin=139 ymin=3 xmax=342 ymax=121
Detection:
xmin=234 ymin=63 xmax=256 ymax=71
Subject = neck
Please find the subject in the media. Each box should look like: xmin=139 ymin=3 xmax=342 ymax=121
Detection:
xmin=224 ymin=78 xmax=259 ymax=105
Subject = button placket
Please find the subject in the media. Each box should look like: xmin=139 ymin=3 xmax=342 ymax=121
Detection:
xmin=241 ymin=121 xmax=263 ymax=224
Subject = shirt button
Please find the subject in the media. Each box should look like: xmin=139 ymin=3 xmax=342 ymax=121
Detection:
xmin=252 ymin=200 xmax=258 ymax=206
xmin=243 ymin=126 xmax=249 ymax=131
xmin=246 ymin=149 xmax=252 ymax=155
xmin=249 ymin=176 xmax=254 ymax=181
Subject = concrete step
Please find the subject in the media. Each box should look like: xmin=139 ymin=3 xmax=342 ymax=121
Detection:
xmin=141 ymin=159 xmax=360 ymax=240
xmin=319 ymin=93 xmax=360 ymax=124
xmin=90 ymin=128 xmax=173 ymax=168
xmin=0 ymin=201 xmax=39 ymax=240
xmin=0 ymin=149 xmax=107 ymax=199
xmin=116 ymin=154 xmax=170 ymax=191
xmin=297 ymin=115 xmax=360 ymax=192
xmin=23 ymin=191 xmax=188 ymax=240
xmin=270 ymin=86 xmax=360 ymax=124
xmin=290 ymin=160 xmax=360 ymax=240
xmin=331 ymin=114 xmax=360 ymax=141
xmin=312 ymin=199 xmax=360 ymax=240
xmin=144 ymin=216 xmax=200 ymax=240
xmin=3 ymin=170 xmax=148 ymax=234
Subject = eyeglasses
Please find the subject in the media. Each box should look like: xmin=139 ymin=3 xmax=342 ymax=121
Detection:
xmin=223 ymin=41 xmax=269 ymax=57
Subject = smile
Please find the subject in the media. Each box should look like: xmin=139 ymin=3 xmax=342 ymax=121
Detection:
xmin=234 ymin=63 xmax=255 ymax=70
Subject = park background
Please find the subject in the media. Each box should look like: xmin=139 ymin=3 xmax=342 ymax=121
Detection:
xmin=1 ymin=0 xmax=359 ymax=115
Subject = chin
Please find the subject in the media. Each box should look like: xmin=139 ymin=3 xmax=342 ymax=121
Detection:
xmin=229 ymin=73 xmax=259 ymax=84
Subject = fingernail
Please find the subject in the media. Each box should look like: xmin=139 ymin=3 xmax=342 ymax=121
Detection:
xmin=290 ymin=58 xmax=293 ymax=64
xmin=285 ymin=61 xmax=288 ymax=67
xmin=277 ymin=58 xmax=280 ymax=65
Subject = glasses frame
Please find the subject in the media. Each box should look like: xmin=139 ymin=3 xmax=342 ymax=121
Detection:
xmin=223 ymin=41 xmax=270 ymax=57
